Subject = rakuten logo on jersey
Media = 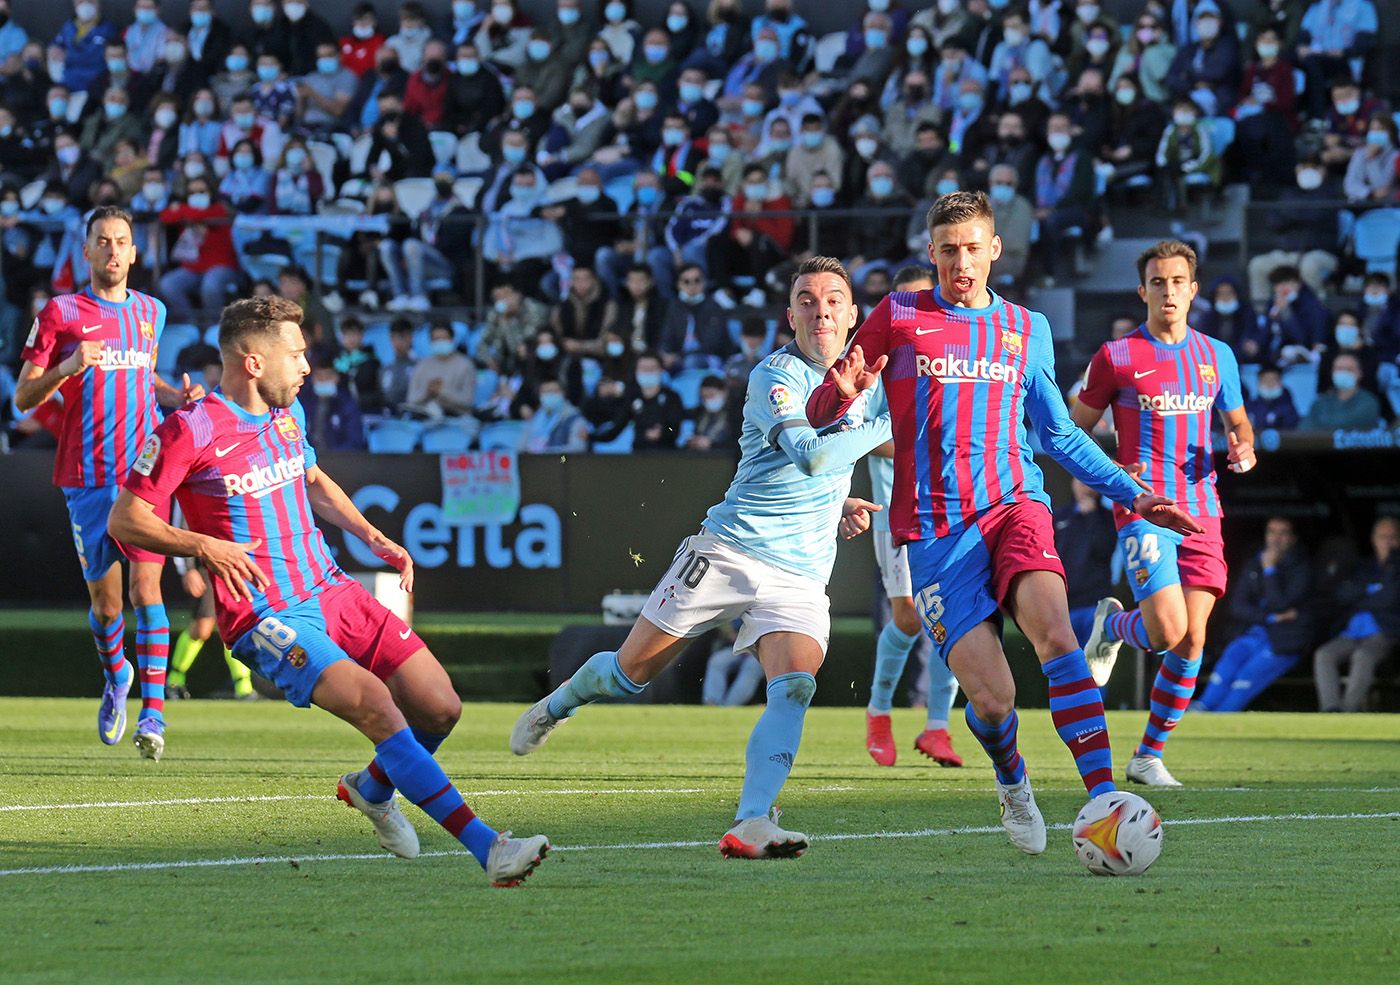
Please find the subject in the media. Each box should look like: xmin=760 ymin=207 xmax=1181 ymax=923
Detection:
xmin=915 ymin=353 xmax=1020 ymax=385
xmin=98 ymin=348 xmax=153 ymax=371
xmin=1137 ymin=392 xmax=1213 ymax=416
xmin=223 ymin=455 xmax=306 ymax=499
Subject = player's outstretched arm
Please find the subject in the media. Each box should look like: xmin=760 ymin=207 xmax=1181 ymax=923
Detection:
xmin=838 ymin=497 xmax=883 ymax=540
xmin=108 ymin=489 xmax=268 ymax=601
xmin=1129 ymin=493 xmax=1207 ymax=536
xmin=776 ymin=412 xmax=893 ymax=477
xmin=305 ymin=465 xmax=415 ymax=591
xmin=13 ymin=345 xmax=102 ymax=413
xmin=806 ymin=344 xmax=888 ymax=427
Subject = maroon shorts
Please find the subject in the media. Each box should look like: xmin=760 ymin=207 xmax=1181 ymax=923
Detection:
xmin=320 ymin=579 xmax=426 ymax=681
xmin=981 ymin=500 xmax=1066 ymax=606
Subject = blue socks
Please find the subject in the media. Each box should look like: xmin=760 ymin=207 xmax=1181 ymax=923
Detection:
xmin=736 ymin=672 xmax=816 ymax=821
xmin=1043 ymin=650 xmax=1116 ymax=797
xmin=868 ymin=621 xmax=919 ymax=714
xmin=359 ymin=727 xmax=447 ymax=803
xmin=926 ymin=655 xmax=959 ymax=729
xmin=1105 ymin=608 xmax=1153 ymax=650
xmin=374 ymin=728 xmax=497 ymax=866
xmin=964 ymin=706 xmax=1025 ymax=785
xmin=134 ymin=604 xmax=169 ymax=724
xmin=546 ymin=651 xmax=645 ymax=719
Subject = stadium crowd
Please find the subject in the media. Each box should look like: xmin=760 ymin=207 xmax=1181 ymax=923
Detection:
xmin=0 ymin=0 xmax=1398 ymax=455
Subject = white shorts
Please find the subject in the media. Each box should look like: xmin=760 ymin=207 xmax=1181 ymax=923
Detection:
xmin=873 ymin=529 xmax=913 ymax=600
xmin=640 ymin=531 xmax=830 ymax=657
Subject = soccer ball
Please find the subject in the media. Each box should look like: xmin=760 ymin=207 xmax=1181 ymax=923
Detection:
xmin=1072 ymin=791 xmax=1162 ymax=876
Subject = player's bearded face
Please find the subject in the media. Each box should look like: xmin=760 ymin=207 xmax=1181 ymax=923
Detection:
xmin=84 ymin=219 xmax=136 ymax=288
xmin=788 ymin=272 xmax=857 ymax=365
xmin=929 ymin=218 xmax=1000 ymax=306
xmin=253 ymin=323 xmax=310 ymax=408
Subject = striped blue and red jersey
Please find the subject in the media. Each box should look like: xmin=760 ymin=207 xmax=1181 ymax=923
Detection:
xmin=1077 ymin=324 xmax=1243 ymax=527
xmin=123 ymin=392 xmax=347 ymax=642
xmin=20 ymin=288 xmax=165 ymax=488
xmin=807 ymin=288 xmax=1141 ymax=545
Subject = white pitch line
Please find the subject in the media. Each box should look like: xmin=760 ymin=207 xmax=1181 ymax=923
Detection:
xmin=0 ymin=811 xmax=1394 ymax=878
xmin=0 ymin=788 xmax=715 ymax=812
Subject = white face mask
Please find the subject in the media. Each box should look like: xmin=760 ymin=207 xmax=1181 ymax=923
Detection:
xmin=702 ymin=396 xmax=726 ymax=413
xmin=1047 ymin=131 xmax=1071 ymax=152
xmin=1297 ymin=168 xmax=1323 ymax=191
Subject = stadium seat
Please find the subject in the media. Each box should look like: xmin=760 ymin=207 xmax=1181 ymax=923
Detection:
xmin=394 ymin=178 xmax=437 ymax=220
xmin=202 ymin=324 xmax=220 ymax=347
xmin=362 ymin=321 xmax=394 ymax=365
xmin=329 ymin=131 xmax=354 ymax=160
xmin=812 ymin=31 xmax=847 ymax=75
xmin=677 ymin=419 xmax=695 ymax=446
xmin=307 ymin=141 xmax=338 ymax=193
xmin=478 ymin=419 xmax=527 ymax=451
xmin=428 ymin=131 xmax=459 ymax=168
xmin=453 ymin=177 xmax=483 ymax=208
xmin=669 ymin=368 xmax=712 ymax=409
xmin=366 ymin=419 xmax=423 ymax=454
xmin=455 ymin=132 xmax=492 ymax=174
xmin=348 ymin=133 xmax=374 ymax=174
xmin=592 ymin=422 xmax=634 ymax=454
xmin=473 ymin=367 xmax=499 ymax=409
xmin=1353 ymin=209 xmax=1400 ymax=277
xmin=157 ymin=323 xmax=201 ymax=376
xmin=1205 ymin=116 xmax=1235 ymax=154
xmin=19 ymin=179 xmax=45 ymax=209
xmin=294 ymin=240 xmax=343 ymax=290
xmin=421 ymin=420 xmax=478 ymax=453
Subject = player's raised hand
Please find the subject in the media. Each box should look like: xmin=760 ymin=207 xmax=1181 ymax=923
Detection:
xmin=180 ymin=372 xmax=206 ymax=402
xmin=1131 ymin=493 xmax=1206 ymax=536
xmin=199 ymin=536 xmax=268 ymax=602
xmin=60 ymin=340 xmax=103 ymax=377
xmin=839 ymin=497 xmax=882 ymax=540
xmin=826 ymin=344 xmax=887 ymax=399
xmin=1226 ymin=430 xmax=1256 ymax=474
xmin=1121 ymin=461 xmax=1153 ymax=493
xmin=369 ymin=531 xmax=415 ymax=592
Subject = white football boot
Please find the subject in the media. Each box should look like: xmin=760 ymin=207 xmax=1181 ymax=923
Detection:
xmin=1085 ymin=597 xmax=1126 ymax=687
xmin=510 ymin=695 xmax=567 ymax=756
xmin=485 ymin=832 xmax=550 ymax=887
xmin=336 ymin=771 xmax=421 ymax=859
xmin=996 ymin=777 xmax=1047 ymax=855
xmin=1126 ymin=755 xmax=1183 ymax=788
xmin=718 ymin=808 xmax=809 ymax=859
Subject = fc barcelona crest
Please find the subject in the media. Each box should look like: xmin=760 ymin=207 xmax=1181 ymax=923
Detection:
xmin=1000 ymin=329 xmax=1023 ymax=356
xmin=139 ymin=320 xmax=154 ymax=340
xmin=1198 ymin=363 xmax=1217 ymax=384
xmin=275 ymin=415 xmax=301 ymax=441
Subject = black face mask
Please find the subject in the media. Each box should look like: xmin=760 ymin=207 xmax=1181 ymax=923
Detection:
xmin=768 ymin=8 xmax=790 ymax=23
xmin=380 ymin=59 xmax=400 ymax=75
xmin=905 ymin=86 xmax=926 ymax=102
xmin=701 ymin=186 xmax=723 ymax=203
xmin=0 ymin=13 xmax=9 ymax=27
xmin=435 ymin=181 xmax=453 ymax=197
xmin=424 ymin=58 xmax=445 ymax=75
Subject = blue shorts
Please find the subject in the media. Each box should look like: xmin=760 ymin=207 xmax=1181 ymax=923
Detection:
xmin=1117 ymin=516 xmax=1227 ymax=602
xmin=230 ymin=580 xmax=424 ymax=708
xmin=62 ymin=485 xmax=165 ymax=581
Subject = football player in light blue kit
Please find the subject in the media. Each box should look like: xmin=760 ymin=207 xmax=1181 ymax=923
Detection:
xmin=511 ymin=257 xmax=891 ymax=859
xmin=863 ymin=268 xmax=963 ymax=769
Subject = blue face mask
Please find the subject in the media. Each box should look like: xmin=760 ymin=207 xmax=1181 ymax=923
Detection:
xmin=191 ymin=11 xmax=212 ymax=28
xmin=107 ymin=58 xmax=127 ymax=75
xmin=49 ymin=99 xmax=68 ymax=118
xmin=755 ymin=39 xmax=778 ymax=62
xmin=536 ymin=343 xmax=558 ymax=360
xmin=989 ymin=183 xmax=1014 ymax=204
xmin=1009 ymin=82 xmax=1032 ymax=104
xmin=957 ymin=92 xmax=983 ymax=114
xmin=870 ymin=176 xmax=894 ymax=198
xmin=636 ymin=185 xmax=661 ymax=207
xmin=864 ymin=29 xmax=887 ymax=49
xmin=1366 ymin=130 xmax=1391 ymax=148
xmin=1257 ymin=384 xmax=1283 ymax=401
xmin=708 ymin=143 xmax=730 ymax=163
xmin=234 ymin=113 xmax=255 ymax=130
xmin=742 ymin=98 xmax=765 ymax=117
xmin=636 ymin=371 xmax=662 ymax=390
xmin=679 ymin=82 xmax=703 ymax=104
xmin=538 ymin=392 xmax=565 ymax=412
xmin=318 ymin=57 xmax=339 ymax=75
xmin=810 ymin=186 xmax=835 ymax=207
xmin=1335 ymin=325 xmax=1360 ymax=347
xmin=233 ymin=152 xmax=255 ymax=170
xmin=1364 ymin=291 xmax=1389 ymax=307
xmin=768 ymin=138 xmax=791 ymax=152
xmin=1332 ymin=369 xmax=1358 ymax=391
xmin=644 ymin=44 xmax=669 ymax=64
xmin=104 ymin=102 xmax=127 ymax=120
xmin=502 ymin=144 xmax=526 ymax=164
xmin=588 ymin=50 xmax=609 ymax=70
xmin=136 ymin=10 xmax=157 ymax=26
xmin=667 ymin=14 xmax=688 ymax=33
xmin=635 ymin=90 xmax=658 ymax=111
xmin=662 ymin=128 xmax=685 ymax=147
xmin=559 ymin=8 xmax=580 ymax=25
xmin=257 ymin=65 xmax=280 ymax=82
xmin=226 ymin=54 xmax=248 ymax=72
xmin=527 ymin=40 xmax=550 ymax=61
xmin=907 ymin=37 xmax=929 ymax=57
xmin=512 ymin=99 xmax=535 ymax=119
xmin=430 ymin=339 xmax=457 ymax=357
xmin=800 ymin=130 xmax=823 ymax=149
xmin=457 ymin=58 xmax=479 ymax=75
xmin=935 ymin=178 xmax=958 ymax=196
xmin=575 ymin=185 xmax=601 ymax=204
xmin=286 ymin=148 xmax=307 ymax=168
xmin=1214 ymin=299 xmax=1239 ymax=315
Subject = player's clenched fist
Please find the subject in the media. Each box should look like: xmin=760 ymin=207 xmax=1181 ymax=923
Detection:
xmin=198 ymin=535 xmax=269 ymax=602
xmin=60 ymin=340 xmax=103 ymax=376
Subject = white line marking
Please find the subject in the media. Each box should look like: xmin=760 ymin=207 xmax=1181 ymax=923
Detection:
xmin=0 ymin=812 xmax=1393 ymax=878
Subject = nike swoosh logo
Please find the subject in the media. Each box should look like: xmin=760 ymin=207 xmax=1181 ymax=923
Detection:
xmin=214 ymin=443 xmax=241 ymax=458
xmin=398 ymin=628 xmax=412 ymax=640
xmin=1076 ymin=734 xmax=1096 ymax=744
xmin=81 ymin=324 xmax=103 ymax=334
xmin=1042 ymin=550 xmax=1059 ymax=560
xmin=1134 ymin=370 xmax=1156 ymax=379
xmin=914 ymin=327 xmax=942 ymax=335
xmin=103 ymin=714 xmax=122 ymax=742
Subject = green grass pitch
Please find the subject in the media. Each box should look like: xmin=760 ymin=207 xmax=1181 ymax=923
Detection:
xmin=2 ymin=698 xmax=1397 ymax=984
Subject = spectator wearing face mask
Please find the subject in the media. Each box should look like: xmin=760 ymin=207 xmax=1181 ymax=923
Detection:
xmin=79 ymin=87 xmax=144 ymax=170
xmin=1343 ymin=114 xmax=1399 ymax=204
xmin=1245 ymin=366 xmax=1299 ymax=431
xmin=551 ymin=266 xmax=615 ymax=358
xmin=1154 ymin=99 xmax=1219 ymax=213
xmin=883 ymin=71 xmax=941 ymax=159
xmin=403 ymin=40 xmax=453 ymax=130
xmin=722 ymin=25 xmax=791 ymax=103
xmin=988 ymin=8 xmax=1053 ymax=98
xmin=650 ymin=111 xmax=706 ymax=199
xmin=1361 ymin=274 xmax=1400 ymax=416
xmin=44 ymin=133 xmax=103 ymax=209
xmin=1197 ymin=276 xmax=1263 ymax=360
xmin=1296 ymin=0 xmax=1379 ymax=120
xmin=1033 ymin=114 xmax=1094 ymax=281
xmin=299 ymin=351 xmax=366 ymax=451
xmin=54 ymin=0 xmax=119 ymax=97
xmin=1110 ymin=14 xmax=1175 ymax=104
xmin=835 ymin=11 xmax=897 ymax=86
xmin=626 ymin=351 xmax=683 ymax=451
xmin=1164 ymin=5 xmax=1240 ymax=117
xmin=365 ymin=93 xmax=433 ymax=181
xmin=386 ymin=1 xmax=433 ymax=74
xmin=1316 ymin=312 xmax=1381 ymax=404
xmin=986 ymin=164 xmax=1032 ymax=289
xmin=279 ymin=0 xmax=335 ymax=77
xmin=211 ymin=44 xmax=256 ymax=114
xmin=345 ymin=44 xmax=409 ymax=133
xmin=482 ymin=169 xmax=563 ymax=297
xmin=297 ymin=44 xmax=357 ymax=136
xmin=1317 ymin=80 xmax=1381 ymax=174
xmin=1246 ymin=161 xmax=1341 ymax=307
xmin=380 ymin=318 xmax=417 ymax=409
xmin=405 ymin=323 xmax=477 ymax=420
xmin=574 ymin=39 xmax=628 ymax=108
xmin=698 ymin=126 xmax=743 ymax=194
xmin=124 ymin=0 xmax=170 ymax=76
xmin=786 ymin=115 xmax=845 ymax=206
xmin=663 ymin=169 xmax=730 ymax=273
xmin=443 ymin=43 xmax=507 ymax=138
xmin=182 ymin=1 xmax=233 ymax=90
xmin=660 ymin=266 xmax=733 ymax=372
xmin=332 ymin=317 xmax=383 ymax=412
xmin=267 ymin=140 xmax=324 ymax=216
xmin=1313 ymin=516 xmax=1398 ymax=713
xmin=685 ymin=376 xmax=736 ymax=454
xmin=158 ymin=178 xmax=239 ymax=322
xmin=522 ymin=378 xmax=590 ymax=454
xmin=217 ymin=94 xmax=285 ymax=170
xmin=931 ymin=38 xmax=986 ymax=114
xmin=11 ymin=184 xmax=85 ymax=296
xmin=479 ymin=282 xmax=548 ymax=375
xmin=1265 ymin=264 xmax=1331 ymax=373
xmin=340 ymin=3 xmax=385 ymax=78
xmin=708 ymin=168 xmax=793 ymax=308
xmin=1301 ymin=352 xmax=1381 ymax=431
xmin=911 ymin=0 xmax=978 ymax=52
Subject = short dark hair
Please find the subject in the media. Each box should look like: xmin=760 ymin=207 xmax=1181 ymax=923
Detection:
xmin=790 ymin=255 xmax=853 ymax=299
xmin=892 ymin=264 xmax=934 ymax=289
xmin=86 ymin=204 xmax=134 ymax=238
xmin=1268 ymin=264 xmax=1301 ymax=286
xmin=1137 ymin=239 xmax=1198 ymax=286
xmin=700 ymin=375 xmax=724 ymax=390
xmin=219 ymin=296 xmax=304 ymax=356
xmin=389 ymin=317 xmax=415 ymax=336
xmin=926 ymin=191 xmax=995 ymax=235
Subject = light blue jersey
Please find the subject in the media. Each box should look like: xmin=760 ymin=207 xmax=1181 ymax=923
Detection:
xmin=702 ymin=342 xmax=891 ymax=583
xmin=866 ymin=384 xmax=894 ymax=532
